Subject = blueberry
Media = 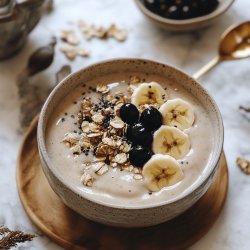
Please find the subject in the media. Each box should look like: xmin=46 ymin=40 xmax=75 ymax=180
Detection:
xmin=140 ymin=107 xmax=163 ymax=131
xmin=199 ymin=0 xmax=219 ymax=15
xmin=129 ymin=145 xmax=152 ymax=167
xmin=144 ymin=0 xmax=160 ymax=11
xmin=166 ymin=5 xmax=183 ymax=20
xmin=126 ymin=123 xmax=153 ymax=147
xmin=119 ymin=103 xmax=140 ymax=125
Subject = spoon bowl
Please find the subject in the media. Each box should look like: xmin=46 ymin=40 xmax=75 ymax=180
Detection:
xmin=193 ymin=21 xmax=250 ymax=79
xmin=219 ymin=21 xmax=250 ymax=60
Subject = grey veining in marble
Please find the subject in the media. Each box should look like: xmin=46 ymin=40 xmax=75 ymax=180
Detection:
xmin=0 ymin=0 xmax=250 ymax=249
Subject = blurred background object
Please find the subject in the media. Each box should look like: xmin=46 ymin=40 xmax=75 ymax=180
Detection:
xmin=0 ymin=0 xmax=45 ymax=60
xmin=193 ymin=21 xmax=250 ymax=79
xmin=135 ymin=0 xmax=235 ymax=31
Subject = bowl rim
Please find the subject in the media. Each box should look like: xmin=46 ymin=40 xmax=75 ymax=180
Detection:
xmin=134 ymin=0 xmax=235 ymax=27
xmin=38 ymin=58 xmax=224 ymax=210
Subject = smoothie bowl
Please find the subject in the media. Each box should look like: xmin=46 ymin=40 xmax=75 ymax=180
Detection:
xmin=38 ymin=59 xmax=223 ymax=227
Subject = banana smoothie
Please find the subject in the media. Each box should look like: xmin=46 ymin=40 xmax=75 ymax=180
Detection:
xmin=46 ymin=74 xmax=214 ymax=206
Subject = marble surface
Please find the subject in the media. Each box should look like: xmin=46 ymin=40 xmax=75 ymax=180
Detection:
xmin=0 ymin=0 xmax=250 ymax=249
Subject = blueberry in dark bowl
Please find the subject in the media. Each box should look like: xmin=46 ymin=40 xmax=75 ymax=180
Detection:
xmin=129 ymin=145 xmax=152 ymax=167
xmin=166 ymin=4 xmax=183 ymax=20
xmin=119 ymin=103 xmax=140 ymax=125
xmin=140 ymin=107 xmax=163 ymax=131
xmin=199 ymin=0 xmax=219 ymax=15
xmin=126 ymin=123 xmax=153 ymax=147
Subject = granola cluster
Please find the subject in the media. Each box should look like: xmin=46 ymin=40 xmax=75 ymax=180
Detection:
xmin=62 ymin=81 xmax=143 ymax=187
xmin=236 ymin=156 xmax=250 ymax=175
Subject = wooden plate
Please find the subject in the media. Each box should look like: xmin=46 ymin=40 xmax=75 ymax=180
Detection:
xmin=16 ymin=115 xmax=229 ymax=250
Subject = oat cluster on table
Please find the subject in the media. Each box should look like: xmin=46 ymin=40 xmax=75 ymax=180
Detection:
xmin=59 ymin=20 xmax=127 ymax=60
xmin=236 ymin=156 xmax=250 ymax=175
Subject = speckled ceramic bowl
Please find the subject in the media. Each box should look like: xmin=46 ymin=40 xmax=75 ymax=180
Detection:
xmin=135 ymin=0 xmax=235 ymax=31
xmin=38 ymin=59 xmax=224 ymax=228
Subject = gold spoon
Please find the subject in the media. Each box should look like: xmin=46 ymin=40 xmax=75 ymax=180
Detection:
xmin=193 ymin=21 xmax=250 ymax=80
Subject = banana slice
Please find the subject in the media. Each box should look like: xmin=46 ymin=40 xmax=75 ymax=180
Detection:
xmin=142 ymin=154 xmax=184 ymax=192
xmin=159 ymin=98 xmax=195 ymax=130
xmin=152 ymin=126 xmax=190 ymax=159
xmin=131 ymin=82 xmax=167 ymax=107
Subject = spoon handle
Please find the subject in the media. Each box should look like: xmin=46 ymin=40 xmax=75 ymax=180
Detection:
xmin=193 ymin=56 xmax=221 ymax=80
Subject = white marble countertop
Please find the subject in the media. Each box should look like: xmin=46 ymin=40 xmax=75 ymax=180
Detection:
xmin=0 ymin=0 xmax=250 ymax=249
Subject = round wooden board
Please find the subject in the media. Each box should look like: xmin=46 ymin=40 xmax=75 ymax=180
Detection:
xmin=17 ymin=115 xmax=229 ymax=250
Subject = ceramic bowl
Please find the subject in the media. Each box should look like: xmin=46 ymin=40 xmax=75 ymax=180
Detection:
xmin=134 ymin=0 xmax=235 ymax=31
xmin=38 ymin=58 xmax=224 ymax=228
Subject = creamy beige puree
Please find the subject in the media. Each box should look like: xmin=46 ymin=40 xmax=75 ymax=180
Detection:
xmin=46 ymin=74 xmax=214 ymax=206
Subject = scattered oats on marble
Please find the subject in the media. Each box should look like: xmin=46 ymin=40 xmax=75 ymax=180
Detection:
xmin=236 ymin=156 xmax=250 ymax=175
xmin=60 ymin=44 xmax=89 ymax=60
xmin=107 ymin=24 xmax=127 ymax=41
xmin=59 ymin=20 xmax=127 ymax=61
xmin=78 ymin=20 xmax=127 ymax=41
xmin=60 ymin=30 xmax=79 ymax=45
xmin=60 ymin=45 xmax=77 ymax=60
xmin=76 ymin=47 xmax=89 ymax=57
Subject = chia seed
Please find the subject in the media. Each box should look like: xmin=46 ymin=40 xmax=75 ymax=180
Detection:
xmin=84 ymin=116 xmax=91 ymax=122
xmin=104 ymin=156 xmax=110 ymax=165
